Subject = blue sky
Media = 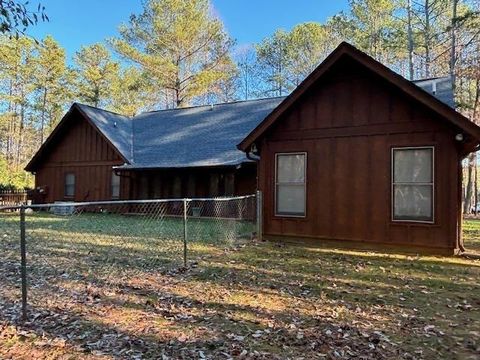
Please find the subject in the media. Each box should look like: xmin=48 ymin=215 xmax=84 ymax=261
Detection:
xmin=28 ymin=0 xmax=349 ymax=60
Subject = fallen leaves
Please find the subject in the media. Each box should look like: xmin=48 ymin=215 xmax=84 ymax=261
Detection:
xmin=0 ymin=225 xmax=479 ymax=359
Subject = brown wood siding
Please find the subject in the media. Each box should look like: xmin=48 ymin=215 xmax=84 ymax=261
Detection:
xmin=34 ymin=110 xmax=127 ymax=203
xmin=259 ymin=58 xmax=461 ymax=253
xmin=131 ymin=164 xmax=256 ymax=199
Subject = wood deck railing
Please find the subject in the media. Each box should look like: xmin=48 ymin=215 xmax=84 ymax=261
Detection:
xmin=0 ymin=190 xmax=28 ymax=207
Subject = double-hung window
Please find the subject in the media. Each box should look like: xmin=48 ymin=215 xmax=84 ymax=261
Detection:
xmin=111 ymin=172 xmax=121 ymax=199
xmin=64 ymin=173 xmax=75 ymax=198
xmin=392 ymin=147 xmax=434 ymax=222
xmin=275 ymin=153 xmax=306 ymax=216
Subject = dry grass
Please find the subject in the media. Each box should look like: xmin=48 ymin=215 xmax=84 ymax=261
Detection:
xmin=1 ymin=213 xmax=479 ymax=359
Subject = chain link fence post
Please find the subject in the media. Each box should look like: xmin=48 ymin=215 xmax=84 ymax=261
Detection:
xmin=183 ymin=199 xmax=188 ymax=268
xmin=19 ymin=206 xmax=28 ymax=321
xmin=256 ymin=190 xmax=263 ymax=241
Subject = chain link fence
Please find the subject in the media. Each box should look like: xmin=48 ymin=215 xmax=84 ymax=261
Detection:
xmin=0 ymin=195 xmax=256 ymax=321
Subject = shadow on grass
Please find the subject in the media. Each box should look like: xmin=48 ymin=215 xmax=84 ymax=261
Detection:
xmin=1 ymin=217 xmax=479 ymax=359
xmin=0 ymin=275 xmax=402 ymax=359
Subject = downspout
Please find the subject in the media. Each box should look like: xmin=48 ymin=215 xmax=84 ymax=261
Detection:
xmin=246 ymin=144 xmax=262 ymax=241
xmin=246 ymin=144 xmax=261 ymax=191
xmin=246 ymin=151 xmax=260 ymax=162
xmin=458 ymin=157 xmax=466 ymax=253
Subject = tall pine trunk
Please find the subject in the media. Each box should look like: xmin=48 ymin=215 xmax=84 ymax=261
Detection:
xmin=450 ymin=0 xmax=458 ymax=92
xmin=407 ymin=0 xmax=414 ymax=80
xmin=40 ymin=87 xmax=48 ymax=144
xmin=424 ymin=0 xmax=431 ymax=78
xmin=464 ymin=153 xmax=476 ymax=214
xmin=465 ymin=79 xmax=480 ymax=214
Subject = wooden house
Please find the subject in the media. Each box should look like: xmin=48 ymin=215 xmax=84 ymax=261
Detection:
xmin=238 ymin=42 xmax=480 ymax=255
xmin=25 ymin=98 xmax=283 ymax=203
xmin=26 ymin=42 xmax=480 ymax=254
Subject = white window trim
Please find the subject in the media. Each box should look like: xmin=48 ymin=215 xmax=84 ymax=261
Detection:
xmin=274 ymin=152 xmax=307 ymax=218
xmin=391 ymin=146 xmax=435 ymax=224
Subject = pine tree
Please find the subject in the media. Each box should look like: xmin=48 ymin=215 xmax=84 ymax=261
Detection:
xmin=0 ymin=36 xmax=36 ymax=169
xmin=110 ymin=67 xmax=158 ymax=116
xmin=110 ymin=0 xmax=234 ymax=108
xmin=73 ymin=43 xmax=119 ymax=108
xmin=288 ymin=22 xmax=332 ymax=85
xmin=255 ymin=29 xmax=294 ymax=96
xmin=32 ymin=35 xmax=69 ymax=144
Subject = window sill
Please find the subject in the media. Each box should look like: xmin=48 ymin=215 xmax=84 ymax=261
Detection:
xmin=273 ymin=214 xmax=308 ymax=220
xmin=390 ymin=220 xmax=438 ymax=227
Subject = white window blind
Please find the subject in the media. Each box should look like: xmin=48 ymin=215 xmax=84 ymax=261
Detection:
xmin=275 ymin=153 xmax=306 ymax=216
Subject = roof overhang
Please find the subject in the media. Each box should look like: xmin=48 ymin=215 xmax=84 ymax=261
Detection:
xmin=237 ymin=42 xmax=480 ymax=154
xmin=113 ymin=160 xmax=255 ymax=172
xmin=25 ymin=103 xmax=130 ymax=172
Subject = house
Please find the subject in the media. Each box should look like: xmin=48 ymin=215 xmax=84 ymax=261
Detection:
xmin=26 ymin=42 xmax=480 ymax=254
xmin=25 ymin=97 xmax=283 ymax=203
xmin=238 ymin=42 xmax=480 ymax=255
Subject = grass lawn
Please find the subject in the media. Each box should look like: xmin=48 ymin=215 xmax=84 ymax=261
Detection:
xmin=0 ymin=212 xmax=479 ymax=359
xmin=462 ymin=219 xmax=480 ymax=255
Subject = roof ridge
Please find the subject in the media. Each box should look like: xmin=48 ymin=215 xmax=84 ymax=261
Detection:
xmin=136 ymin=96 xmax=287 ymax=116
xmin=130 ymin=110 xmax=135 ymax=163
xmin=74 ymin=102 xmax=131 ymax=118
xmin=412 ymin=76 xmax=451 ymax=82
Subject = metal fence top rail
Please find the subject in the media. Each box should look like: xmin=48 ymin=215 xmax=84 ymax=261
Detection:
xmin=0 ymin=194 xmax=255 ymax=211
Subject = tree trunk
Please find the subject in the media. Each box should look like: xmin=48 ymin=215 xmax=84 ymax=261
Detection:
xmin=450 ymin=0 xmax=458 ymax=93
xmin=464 ymin=153 xmax=476 ymax=214
xmin=16 ymin=97 xmax=25 ymax=170
xmin=475 ymin=161 xmax=478 ymax=213
xmin=407 ymin=0 xmax=415 ymax=80
xmin=40 ymin=87 xmax=48 ymax=144
xmin=6 ymin=80 xmax=13 ymax=160
xmin=175 ymin=88 xmax=182 ymax=108
xmin=94 ymin=87 xmax=100 ymax=108
xmin=424 ymin=0 xmax=431 ymax=78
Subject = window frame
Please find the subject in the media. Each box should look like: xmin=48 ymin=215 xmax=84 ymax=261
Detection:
xmin=64 ymin=172 xmax=75 ymax=199
xmin=111 ymin=172 xmax=121 ymax=199
xmin=391 ymin=146 xmax=435 ymax=224
xmin=274 ymin=152 xmax=307 ymax=218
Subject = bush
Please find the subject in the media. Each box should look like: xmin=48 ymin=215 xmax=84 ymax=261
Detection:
xmin=0 ymin=156 xmax=34 ymax=191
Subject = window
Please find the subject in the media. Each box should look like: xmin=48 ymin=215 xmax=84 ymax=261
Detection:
xmin=64 ymin=173 xmax=75 ymax=198
xmin=392 ymin=147 xmax=434 ymax=222
xmin=209 ymin=173 xmax=219 ymax=197
xmin=111 ymin=172 xmax=120 ymax=199
xmin=275 ymin=153 xmax=306 ymax=216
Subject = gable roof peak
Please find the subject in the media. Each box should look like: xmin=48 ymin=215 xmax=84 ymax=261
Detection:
xmin=238 ymin=42 xmax=480 ymax=152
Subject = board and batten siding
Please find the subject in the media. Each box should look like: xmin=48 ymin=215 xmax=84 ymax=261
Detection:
xmin=34 ymin=111 xmax=128 ymax=203
xmin=130 ymin=164 xmax=256 ymax=200
xmin=258 ymin=58 xmax=460 ymax=253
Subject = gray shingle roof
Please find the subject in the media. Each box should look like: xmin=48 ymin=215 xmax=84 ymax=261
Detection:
xmin=128 ymin=97 xmax=284 ymax=169
xmin=75 ymin=77 xmax=455 ymax=170
xmin=413 ymin=76 xmax=455 ymax=108
xmin=77 ymin=98 xmax=284 ymax=169
xmin=76 ymin=104 xmax=133 ymax=162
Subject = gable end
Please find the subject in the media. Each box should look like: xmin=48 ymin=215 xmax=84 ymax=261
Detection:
xmin=25 ymin=104 xmax=129 ymax=172
xmin=238 ymin=42 xmax=480 ymax=154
